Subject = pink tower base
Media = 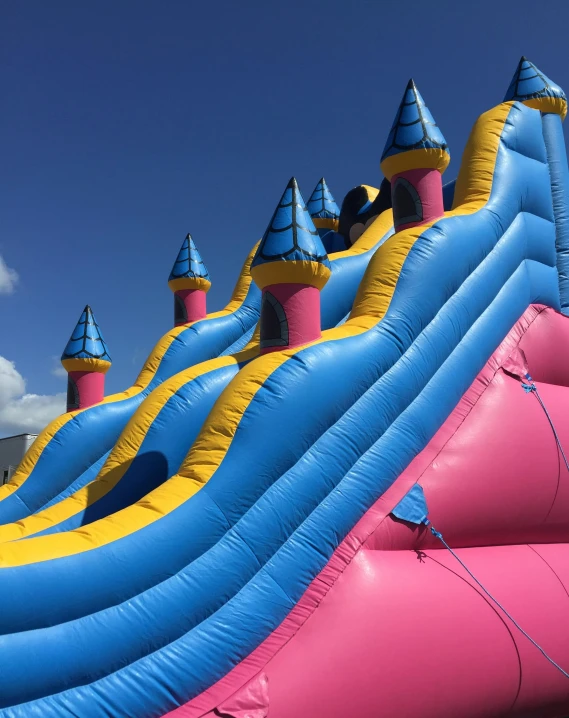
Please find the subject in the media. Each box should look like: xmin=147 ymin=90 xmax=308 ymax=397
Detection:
xmin=392 ymin=167 xmax=444 ymax=232
xmin=67 ymin=370 xmax=105 ymax=411
xmin=174 ymin=289 xmax=207 ymax=326
xmin=260 ymin=283 xmax=321 ymax=355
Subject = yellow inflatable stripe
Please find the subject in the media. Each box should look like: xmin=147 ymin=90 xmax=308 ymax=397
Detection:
xmin=354 ymin=103 xmax=513 ymax=322
xmin=453 ymin=103 xmax=513 ymax=210
xmin=0 ymin=244 xmax=260 ymax=501
xmin=0 ymin=221 xmax=371 ymax=541
xmin=523 ymin=96 xmax=567 ymax=121
xmin=167 ymin=277 xmax=212 ymax=293
xmin=0 ymin=476 xmax=204 ymax=566
xmin=61 ymin=358 xmax=112 ymax=373
xmin=0 ymin=217 xmax=377 ymax=550
xmin=3 ymin=222 xmax=374 ymax=505
xmin=0 ymin=104 xmax=511 ymax=567
xmin=332 ymin=205 xmax=388 ymax=260
xmin=361 ymin=185 xmax=380 ymax=203
xmin=251 ymin=261 xmax=331 ymax=291
xmin=129 ymin=243 xmax=259 ymax=394
xmin=381 ymin=147 xmax=450 ymax=182
xmin=0 ymin=348 xmax=259 ymax=543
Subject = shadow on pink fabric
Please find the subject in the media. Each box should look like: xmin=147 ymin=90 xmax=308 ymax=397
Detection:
xmin=168 ymin=305 xmax=569 ymax=718
xmin=202 ymin=673 xmax=268 ymax=718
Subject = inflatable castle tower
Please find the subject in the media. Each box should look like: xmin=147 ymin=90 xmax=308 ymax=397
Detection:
xmin=168 ymin=234 xmax=211 ymax=326
xmin=250 ymin=177 xmax=331 ymax=353
xmin=306 ymin=177 xmax=341 ymax=238
xmin=61 ymin=305 xmax=112 ymax=412
xmin=380 ymin=79 xmax=449 ymax=232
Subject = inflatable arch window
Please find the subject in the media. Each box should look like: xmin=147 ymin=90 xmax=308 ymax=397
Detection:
xmin=173 ymin=294 xmax=188 ymax=325
xmin=260 ymin=290 xmax=289 ymax=349
xmin=392 ymin=176 xmax=423 ymax=228
xmin=66 ymin=377 xmax=80 ymax=411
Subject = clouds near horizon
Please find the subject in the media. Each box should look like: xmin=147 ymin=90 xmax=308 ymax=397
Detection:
xmin=0 ymin=356 xmax=65 ymax=436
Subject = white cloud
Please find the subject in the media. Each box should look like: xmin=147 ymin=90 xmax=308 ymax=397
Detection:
xmin=51 ymin=356 xmax=67 ymax=379
xmin=0 ymin=256 xmax=18 ymax=295
xmin=0 ymin=356 xmax=65 ymax=435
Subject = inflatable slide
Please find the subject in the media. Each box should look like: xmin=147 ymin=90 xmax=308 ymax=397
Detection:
xmin=0 ymin=184 xmax=384 ymax=534
xmin=1 ymin=56 xmax=569 ymax=718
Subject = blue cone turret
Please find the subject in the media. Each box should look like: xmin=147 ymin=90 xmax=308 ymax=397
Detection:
xmin=61 ymin=305 xmax=111 ymax=366
xmin=380 ymin=79 xmax=450 ymax=181
xmin=504 ymin=57 xmax=567 ymax=119
xmin=307 ymin=177 xmax=341 ymax=237
xmin=168 ymin=233 xmax=211 ymax=289
xmin=251 ymin=177 xmax=331 ymax=355
xmin=168 ymin=234 xmax=211 ymax=326
xmin=251 ymin=177 xmax=330 ymax=280
xmin=61 ymin=305 xmax=111 ymax=412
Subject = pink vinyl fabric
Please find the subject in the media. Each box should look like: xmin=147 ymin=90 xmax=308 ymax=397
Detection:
xmin=166 ymin=305 xmax=569 ymax=718
xmin=175 ymin=289 xmax=207 ymax=325
xmin=68 ymin=370 xmax=105 ymax=410
xmin=261 ymin=283 xmax=321 ymax=355
xmin=392 ymin=167 xmax=444 ymax=232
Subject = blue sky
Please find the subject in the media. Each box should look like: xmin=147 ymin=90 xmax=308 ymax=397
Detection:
xmin=1 ymin=0 xmax=568 ymax=435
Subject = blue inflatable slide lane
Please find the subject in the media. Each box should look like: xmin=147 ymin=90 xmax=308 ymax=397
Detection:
xmin=1 ymin=59 xmax=568 ymax=718
xmin=0 ymin=188 xmax=387 ymax=542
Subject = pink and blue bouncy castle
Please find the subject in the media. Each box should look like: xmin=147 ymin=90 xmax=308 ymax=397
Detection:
xmin=0 ymin=57 xmax=568 ymax=718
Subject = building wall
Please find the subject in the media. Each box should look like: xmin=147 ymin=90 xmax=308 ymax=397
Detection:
xmin=0 ymin=434 xmax=37 ymax=484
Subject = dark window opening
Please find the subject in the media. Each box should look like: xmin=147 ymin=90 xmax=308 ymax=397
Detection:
xmin=67 ymin=377 xmax=80 ymax=410
xmin=260 ymin=291 xmax=289 ymax=349
xmin=174 ymin=294 xmax=188 ymax=325
xmin=393 ymin=177 xmax=423 ymax=229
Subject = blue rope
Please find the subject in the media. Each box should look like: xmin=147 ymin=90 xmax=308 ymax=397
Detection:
xmin=521 ymin=374 xmax=569 ymax=473
xmin=429 ymin=525 xmax=569 ymax=679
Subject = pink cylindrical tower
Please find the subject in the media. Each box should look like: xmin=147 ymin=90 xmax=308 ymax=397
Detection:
xmin=167 ymin=233 xmax=211 ymax=326
xmin=380 ymin=79 xmax=450 ymax=233
xmin=60 ymin=305 xmax=112 ymax=412
xmin=250 ymin=177 xmax=331 ymax=354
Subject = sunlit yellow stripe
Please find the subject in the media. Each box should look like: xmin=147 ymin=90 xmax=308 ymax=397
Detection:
xmin=312 ymin=218 xmax=339 ymax=231
xmin=380 ymin=147 xmax=450 ymax=181
xmin=361 ymin=185 xmax=379 ymax=203
xmin=61 ymin=358 xmax=112 ymax=373
xmin=4 ymin=222 xmax=378 ymax=508
xmin=0 ymin=244 xmax=260 ymax=501
xmin=523 ymin=96 xmax=567 ymax=121
xmin=353 ymin=103 xmax=512 ymax=322
xmin=0 ymin=349 xmax=259 ymax=543
xmin=0 ymin=105 xmax=511 ymax=567
xmin=251 ymin=261 xmax=331 ymax=290
xmin=167 ymin=277 xmax=212 ymax=293
xmin=0 ymin=221 xmax=380 ymax=543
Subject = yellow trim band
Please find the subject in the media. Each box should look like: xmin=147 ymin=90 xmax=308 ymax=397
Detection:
xmin=250 ymin=261 xmax=331 ymax=290
xmin=0 ymin=348 xmax=259 ymax=544
xmin=380 ymin=148 xmax=450 ymax=181
xmin=61 ymin=358 xmax=112 ymax=374
xmin=360 ymin=185 xmax=380 ymax=203
xmin=0 ymin=230 xmax=371 ymax=543
xmin=0 ymin=102 xmax=512 ymax=567
xmin=523 ymin=96 xmax=567 ymax=121
xmin=0 ymin=103 xmax=511 ymax=565
xmin=168 ymin=277 xmax=212 ymax=293
xmin=0 ymin=242 xmax=259 ymax=503
xmin=312 ymin=218 xmax=339 ymax=231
